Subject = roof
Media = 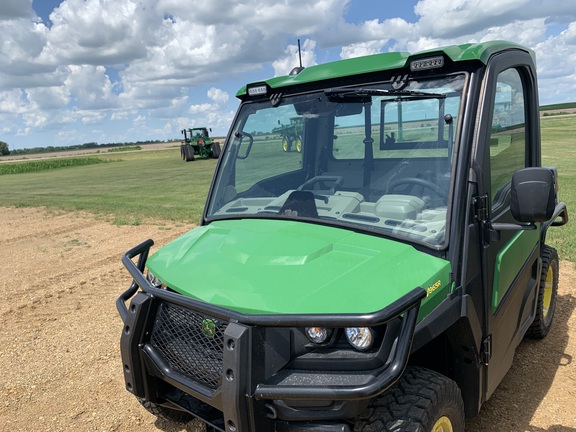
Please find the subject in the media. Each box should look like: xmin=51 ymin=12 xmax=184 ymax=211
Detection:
xmin=236 ymin=40 xmax=533 ymax=98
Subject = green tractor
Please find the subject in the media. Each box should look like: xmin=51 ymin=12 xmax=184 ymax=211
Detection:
xmin=180 ymin=127 xmax=221 ymax=161
xmin=275 ymin=117 xmax=303 ymax=152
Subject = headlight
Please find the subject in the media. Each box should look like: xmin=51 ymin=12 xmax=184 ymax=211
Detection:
xmin=345 ymin=327 xmax=374 ymax=351
xmin=146 ymin=270 xmax=166 ymax=289
xmin=305 ymin=327 xmax=333 ymax=344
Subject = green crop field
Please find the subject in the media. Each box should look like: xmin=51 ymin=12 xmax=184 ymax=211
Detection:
xmin=0 ymin=115 xmax=574 ymax=261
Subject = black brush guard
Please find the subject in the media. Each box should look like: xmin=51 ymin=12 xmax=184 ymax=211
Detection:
xmin=117 ymin=239 xmax=426 ymax=432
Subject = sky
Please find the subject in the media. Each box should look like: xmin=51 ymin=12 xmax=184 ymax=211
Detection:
xmin=1 ymin=0 xmax=575 ymax=150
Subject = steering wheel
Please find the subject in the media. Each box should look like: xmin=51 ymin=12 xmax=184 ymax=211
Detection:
xmin=387 ymin=177 xmax=448 ymax=201
xmin=297 ymin=175 xmax=344 ymax=194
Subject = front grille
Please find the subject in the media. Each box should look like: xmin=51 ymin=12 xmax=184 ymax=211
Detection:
xmin=150 ymin=302 xmax=227 ymax=389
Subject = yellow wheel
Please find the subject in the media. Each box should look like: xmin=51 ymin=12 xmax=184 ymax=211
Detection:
xmin=295 ymin=136 xmax=302 ymax=152
xmin=527 ymin=245 xmax=558 ymax=338
xmin=432 ymin=416 xmax=454 ymax=432
xmin=282 ymin=136 xmax=290 ymax=152
xmin=542 ymin=265 xmax=553 ymax=318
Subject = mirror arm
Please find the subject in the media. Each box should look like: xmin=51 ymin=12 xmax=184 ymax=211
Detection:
xmin=549 ymin=202 xmax=568 ymax=227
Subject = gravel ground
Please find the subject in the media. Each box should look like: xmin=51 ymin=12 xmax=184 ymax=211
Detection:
xmin=1 ymin=206 xmax=575 ymax=432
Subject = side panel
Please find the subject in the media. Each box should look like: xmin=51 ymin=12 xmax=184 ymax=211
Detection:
xmin=492 ymin=229 xmax=539 ymax=309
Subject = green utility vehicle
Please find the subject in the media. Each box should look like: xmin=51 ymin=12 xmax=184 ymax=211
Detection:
xmin=118 ymin=41 xmax=568 ymax=432
xmin=181 ymin=127 xmax=221 ymax=161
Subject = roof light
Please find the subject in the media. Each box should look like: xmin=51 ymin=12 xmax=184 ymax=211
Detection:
xmin=410 ymin=56 xmax=444 ymax=71
xmin=248 ymin=85 xmax=268 ymax=96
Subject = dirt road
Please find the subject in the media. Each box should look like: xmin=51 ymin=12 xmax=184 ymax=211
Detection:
xmin=1 ymin=207 xmax=575 ymax=431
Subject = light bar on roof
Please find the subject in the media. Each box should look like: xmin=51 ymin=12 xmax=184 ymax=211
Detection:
xmin=247 ymin=85 xmax=268 ymax=96
xmin=410 ymin=56 xmax=444 ymax=71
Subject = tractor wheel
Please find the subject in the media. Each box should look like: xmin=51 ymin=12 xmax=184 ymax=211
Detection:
xmin=212 ymin=142 xmax=222 ymax=159
xmin=180 ymin=144 xmax=186 ymax=160
xmin=294 ymin=135 xmax=303 ymax=153
xmin=354 ymin=367 xmax=465 ymax=432
xmin=282 ymin=136 xmax=291 ymax=152
xmin=137 ymin=398 xmax=192 ymax=424
xmin=526 ymin=245 xmax=559 ymax=339
xmin=184 ymin=145 xmax=195 ymax=162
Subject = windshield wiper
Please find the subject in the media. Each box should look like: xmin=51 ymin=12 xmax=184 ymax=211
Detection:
xmin=325 ymin=88 xmax=446 ymax=101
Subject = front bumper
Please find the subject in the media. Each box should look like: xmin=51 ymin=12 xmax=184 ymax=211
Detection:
xmin=117 ymin=239 xmax=426 ymax=431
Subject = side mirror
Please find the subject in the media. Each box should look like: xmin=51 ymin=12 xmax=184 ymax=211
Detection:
xmin=510 ymin=167 xmax=556 ymax=223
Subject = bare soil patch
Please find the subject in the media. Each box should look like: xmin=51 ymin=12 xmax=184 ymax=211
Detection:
xmin=1 ymin=207 xmax=575 ymax=431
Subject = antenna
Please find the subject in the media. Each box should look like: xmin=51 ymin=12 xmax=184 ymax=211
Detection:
xmin=289 ymin=39 xmax=305 ymax=76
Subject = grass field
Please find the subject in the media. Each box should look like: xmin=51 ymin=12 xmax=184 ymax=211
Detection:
xmin=0 ymin=149 xmax=216 ymax=225
xmin=0 ymin=116 xmax=574 ymax=260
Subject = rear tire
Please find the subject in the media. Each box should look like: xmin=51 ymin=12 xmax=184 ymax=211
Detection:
xmin=212 ymin=142 xmax=221 ymax=159
xmin=282 ymin=135 xmax=291 ymax=152
xmin=137 ymin=398 xmax=192 ymax=424
xmin=526 ymin=245 xmax=558 ymax=339
xmin=354 ymin=367 xmax=465 ymax=432
xmin=295 ymin=135 xmax=302 ymax=152
xmin=183 ymin=145 xmax=195 ymax=161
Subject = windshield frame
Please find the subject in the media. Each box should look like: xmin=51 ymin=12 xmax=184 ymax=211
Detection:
xmin=205 ymin=72 xmax=469 ymax=250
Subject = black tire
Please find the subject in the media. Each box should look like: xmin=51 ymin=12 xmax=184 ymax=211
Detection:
xmin=180 ymin=144 xmax=186 ymax=160
xmin=212 ymin=142 xmax=221 ymax=159
xmin=294 ymin=135 xmax=303 ymax=153
xmin=282 ymin=135 xmax=291 ymax=152
xmin=184 ymin=145 xmax=195 ymax=162
xmin=137 ymin=398 xmax=192 ymax=424
xmin=354 ymin=367 xmax=465 ymax=432
xmin=526 ymin=245 xmax=559 ymax=339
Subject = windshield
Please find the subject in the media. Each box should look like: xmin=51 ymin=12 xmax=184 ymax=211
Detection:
xmin=207 ymin=74 xmax=465 ymax=246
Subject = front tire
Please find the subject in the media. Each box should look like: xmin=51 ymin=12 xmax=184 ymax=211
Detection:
xmin=354 ymin=367 xmax=465 ymax=432
xmin=526 ymin=245 xmax=558 ymax=339
xmin=137 ymin=398 xmax=192 ymax=424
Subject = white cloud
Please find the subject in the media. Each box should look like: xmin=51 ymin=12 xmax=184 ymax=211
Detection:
xmin=26 ymin=86 xmax=70 ymax=110
xmin=189 ymin=103 xmax=216 ymax=115
xmin=41 ymin=0 xmax=147 ymax=65
xmin=272 ymin=39 xmax=318 ymax=76
xmin=208 ymin=88 xmax=229 ymax=106
xmin=340 ymin=40 xmax=384 ymax=59
xmin=0 ymin=0 xmax=35 ymax=21
xmin=0 ymin=0 xmax=575 ymax=148
xmin=64 ymin=65 xmax=117 ymax=110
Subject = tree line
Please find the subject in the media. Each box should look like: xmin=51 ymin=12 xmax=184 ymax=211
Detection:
xmin=0 ymin=139 xmax=179 ymax=156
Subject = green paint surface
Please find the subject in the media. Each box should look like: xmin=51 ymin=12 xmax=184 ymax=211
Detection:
xmin=492 ymin=228 xmax=539 ymax=309
xmin=147 ymin=219 xmax=451 ymax=317
xmin=237 ymin=41 xmax=532 ymax=97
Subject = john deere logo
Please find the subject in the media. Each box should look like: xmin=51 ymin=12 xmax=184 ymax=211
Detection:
xmin=201 ymin=318 xmax=216 ymax=339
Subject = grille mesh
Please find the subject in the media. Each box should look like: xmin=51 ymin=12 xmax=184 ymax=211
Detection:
xmin=150 ymin=302 xmax=227 ymax=389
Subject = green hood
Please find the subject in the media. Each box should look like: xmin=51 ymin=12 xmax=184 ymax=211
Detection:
xmin=146 ymin=219 xmax=451 ymax=316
